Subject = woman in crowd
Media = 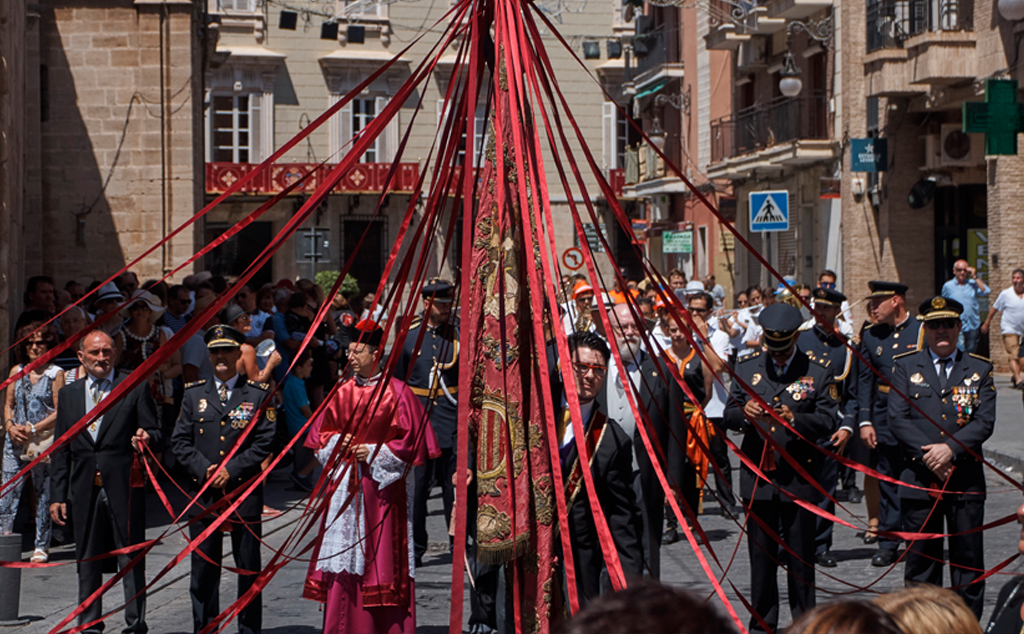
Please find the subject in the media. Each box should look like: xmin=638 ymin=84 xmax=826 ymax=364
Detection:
xmin=874 ymin=585 xmax=981 ymax=634
xmin=789 ymin=602 xmax=905 ymax=634
xmin=117 ymin=290 xmax=181 ymax=437
xmin=986 ymin=498 xmax=1024 ymax=633
xmin=1 ymin=322 xmax=65 ymax=563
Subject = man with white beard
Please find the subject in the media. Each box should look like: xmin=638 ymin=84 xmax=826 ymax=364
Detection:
xmin=600 ymin=303 xmax=688 ymax=580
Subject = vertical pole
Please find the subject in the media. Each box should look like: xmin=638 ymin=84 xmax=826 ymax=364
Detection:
xmin=0 ymin=532 xmax=27 ymax=625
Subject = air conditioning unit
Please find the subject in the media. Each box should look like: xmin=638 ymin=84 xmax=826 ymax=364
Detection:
xmin=940 ymin=123 xmax=982 ymax=167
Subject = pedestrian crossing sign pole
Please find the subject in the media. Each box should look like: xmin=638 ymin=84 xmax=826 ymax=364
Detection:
xmin=749 ymin=190 xmax=790 ymax=232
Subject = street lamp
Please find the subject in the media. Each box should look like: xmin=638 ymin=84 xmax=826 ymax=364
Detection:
xmin=998 ymin=0 xmax=1024 ymax=21
xmin=648 ymin=115 xmax=667 ymax=151
xmin=778 ymin=50 xmax=803 ymax=98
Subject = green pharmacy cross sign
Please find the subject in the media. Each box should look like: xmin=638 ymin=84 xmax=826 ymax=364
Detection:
xmin=963 ymin=79 xmax=1024 ymax=155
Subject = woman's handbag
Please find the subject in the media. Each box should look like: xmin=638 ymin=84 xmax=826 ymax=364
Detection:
xmin=19 ymin=428 xmax=55 ymax=463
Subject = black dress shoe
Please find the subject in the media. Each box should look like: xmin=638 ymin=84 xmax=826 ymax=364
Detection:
xmin=663 ymin=527 xmax=680 ymax=545
xmin=721 ymin=503 xmax=744 ymax=520
xmin=863 ymin=529 xmax=878 ymax=545
xmin=847 ymin=488 xmax=863 ymax=504
xmin=816 ymin=551 xmax=837 ymax=568
xmin=871 ymin=548 xmax=898 ymax=567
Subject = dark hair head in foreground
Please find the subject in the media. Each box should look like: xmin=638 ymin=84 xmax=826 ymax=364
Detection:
xmin=788 ymin=601 xmax=907 ymax=634
xmin=558 ymin=582 xmax=737 ymax=634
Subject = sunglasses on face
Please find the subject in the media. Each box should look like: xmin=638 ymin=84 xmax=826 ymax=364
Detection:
xmin=926 ymin=319 xmax=959 ymax=330
xmin=688 ymin=306 xmax=710 ymax=314
xmin=573 ymin=362 xmax=607 ymax=377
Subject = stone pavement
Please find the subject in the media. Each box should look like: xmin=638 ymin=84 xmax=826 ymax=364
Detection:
xmin=5 ymin=379 xmax=1024 ymax=632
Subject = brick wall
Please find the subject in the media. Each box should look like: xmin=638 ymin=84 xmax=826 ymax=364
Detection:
xmin=1 ymin=0 xmax=27 ymax=341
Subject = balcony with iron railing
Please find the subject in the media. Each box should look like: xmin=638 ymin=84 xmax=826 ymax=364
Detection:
xmin=633 ymin=20 xmax=684 ymax=88
xmin=865 ymin=0 xmax=975 ymax=95
xmin=708 ymin=93 xmax=837 ymax=178
xmin=866 ymin=0 xmax=972 ymax=51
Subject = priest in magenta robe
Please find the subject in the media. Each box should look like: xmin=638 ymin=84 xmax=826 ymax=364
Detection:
xmin=303 ymin=319 xmax=440 ymax=634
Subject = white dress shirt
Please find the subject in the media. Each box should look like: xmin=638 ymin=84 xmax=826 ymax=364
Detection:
xmin=214 ymin=374 xmax=240 ymax=402
xmin=605 ymin=357 xmax=641 ymax=470
xmin=84 ymin=369 xmax=115 ymax=440
xmin=560 ymin=399 xmax=595 ymax=450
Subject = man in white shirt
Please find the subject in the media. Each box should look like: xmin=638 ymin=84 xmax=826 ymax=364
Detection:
xmin=981 ymin=268 xmax=1024 ymax=388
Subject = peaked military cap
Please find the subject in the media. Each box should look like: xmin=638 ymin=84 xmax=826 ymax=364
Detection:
xmin=758 ymin=303 xmax=803 ymax=351
xmin=205 ymin=324 xmax=245 ymax=349
xmin=354 ymin=319 xmax=384 ymax=347
xmin=917 ymin=295 xmax=964 ymax=321
xmin=421 ymin=278 xmax=455 ymax=302
xmin=866 ymin=280 xmax=909 ymax=299
xmin=812 ymin=287 xmax=846 ymax=307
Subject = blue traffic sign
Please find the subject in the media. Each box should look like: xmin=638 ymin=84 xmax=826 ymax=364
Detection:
xmin=749 ymin=190 xmax=790 ymax=232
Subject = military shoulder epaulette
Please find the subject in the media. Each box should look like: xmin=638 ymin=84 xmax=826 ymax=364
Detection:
xmin=739 ymin=351 xmax=761 ymax=362
xmin=893 ymin=350 xmax=918 ymax=361
xmin=408 ymin=316 xmax=423 ymax=330
xmin=798 ymin=321 xmax=813 ymax=331
xmin=247 ymin=380 xmax=270 ymax=390
xmin=968 ymin=353 xmax=991 ymax=364
xmin=184 ymin=380 xmax=207 ymax=389
xmin=808 ymin=355 xmax=831 ymax=369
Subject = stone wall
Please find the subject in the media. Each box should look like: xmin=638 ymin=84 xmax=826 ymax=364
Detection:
xmin=0 ymin=0 xmax=27 ymax=342
xmin=27 ymin=0 xmax=202 ymax=290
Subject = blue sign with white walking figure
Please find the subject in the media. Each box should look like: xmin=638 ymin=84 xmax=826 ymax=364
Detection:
xmin=749 ymin=190 xmax=790 ymax=232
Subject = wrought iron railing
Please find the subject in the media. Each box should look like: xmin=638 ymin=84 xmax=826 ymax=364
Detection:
xmin=710 ymin=93 xmax=829 ymax=163
xmin=866 ymin=0 xmax=972 ymax=52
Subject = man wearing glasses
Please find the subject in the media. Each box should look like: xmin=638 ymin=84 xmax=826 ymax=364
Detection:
xmin=941 ymin=259 xmax=989 ymax=353
xmin=857 ymin=280 xmax=924 ymax=567
xmin=557 ymin=331 xmax=643 ymax=603
xmin=889 ymin=296 xmax=994 ymax=619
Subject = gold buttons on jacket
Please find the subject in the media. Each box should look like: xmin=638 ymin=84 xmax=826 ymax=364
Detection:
xmin=771 ymin=426 xmax=777 ymax=432
xmin=219 ymin=450 xmax=225 ymax=456
xmin=220 ymin=436 xmax=225 ymax=442
xmin=199 ymin=429 xmax=204 ymax=435
xmin=221 ymin=421 xmax=226 ymax=427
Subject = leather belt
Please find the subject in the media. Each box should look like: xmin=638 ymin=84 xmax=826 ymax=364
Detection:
xmin=94 ymin=471 xmax=103 ymax=487
xmin=409 ymin=385 xmax=458 ymax=399
xmin=877 ymin=384 xmax=890 ymax=394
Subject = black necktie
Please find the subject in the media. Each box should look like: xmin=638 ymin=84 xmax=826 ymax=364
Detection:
xmin=937 ymin=358 xmax=952 ymax=389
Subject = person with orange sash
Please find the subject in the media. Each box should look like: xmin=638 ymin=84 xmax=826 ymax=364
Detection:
xmin=303 ymin=320 xmax=440 ymax=634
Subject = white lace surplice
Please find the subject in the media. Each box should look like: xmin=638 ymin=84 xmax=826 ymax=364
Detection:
xmin=315 ymin=435 xmax=416 ymax=578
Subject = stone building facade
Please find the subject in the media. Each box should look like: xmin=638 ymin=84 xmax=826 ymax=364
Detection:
xmin=203 ymin=0 xmax=635 ymax=296
xmin=6 ymin=0 xmax=205 ymax=308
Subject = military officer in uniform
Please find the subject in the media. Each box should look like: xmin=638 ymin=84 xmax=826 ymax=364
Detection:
xmin=172 ymin=325 xmax=276 ymax=634
xmin=889 ymin=296 xmax=994 ymax=618
xmin=393 ymin=279 xmax=459 ymax=566
xmin=725 ymin=303 xmax=840 ymax=634
xmin=857 ymin=281 xmax=923 ymax=567
xmin=798 ymin=287 xmax=857 ymax=568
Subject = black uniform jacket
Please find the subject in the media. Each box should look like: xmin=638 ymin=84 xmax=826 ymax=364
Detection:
xmin=724 ymin=350 xmax=840 ymax=503
xmin=858 ymin=318 xmax=924 ymax=445
xmin=51 ymin=373 xmax=163 ymax=548
xmin=393 ymin=319 xmax=459 ymax=449
xmin=172 ymin=378 xmax=275 ymax=519
xmin=560 ymin=405 xmax=644 ymax=597
xmin=799 ymin=324 xmax=857 ymax=426
xmin=888 ymin=349 xmax=995 ymax=501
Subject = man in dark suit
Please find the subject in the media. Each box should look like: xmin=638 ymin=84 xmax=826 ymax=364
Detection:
xmin=172 ymin=325 xmax=275 ymax=634
xmin=858 ymin=280 xmax=923 ymax=566
xmin=558 ymin=331 xmax=644 ymax=604
xmin=601 ymin=302 xmax=691 ymax=580
xmin=724 ymin=303 xmax=840 ymax=634
xmin=392 ymin=279 xmax=459 ymax=566
xmin=50 ymin=330 xmax=163 ymax=634
xmin=889 ymin=296 xmax=995 ymax=618
xmin=798 ymin=287 xmax=857 ymax=568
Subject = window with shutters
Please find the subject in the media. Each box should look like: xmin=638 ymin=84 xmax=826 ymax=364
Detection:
xmin=352 ymin=98 xmax=380 ymax=163
xmin=437 ymin=100 xmax=490 ymax=167
xmin=213 ymin=0 xmax=256 ymax=13
xmin=209 ymin=93 xmax=260 ymax=163
xmin=334 ymin=95 xmax=395 ymax=164
xmin=602 ymin=102 xmax=632 ymax=171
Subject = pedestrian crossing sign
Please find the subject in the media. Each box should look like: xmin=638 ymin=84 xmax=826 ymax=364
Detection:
xmin=749 ymin=190 xmax=790 ymax=232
